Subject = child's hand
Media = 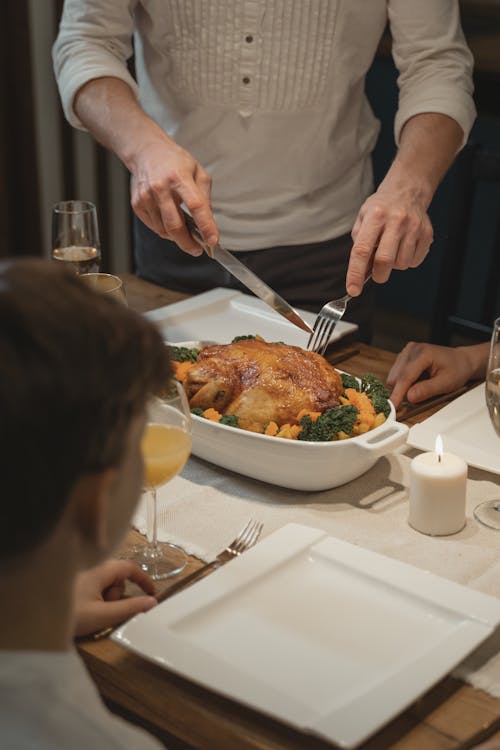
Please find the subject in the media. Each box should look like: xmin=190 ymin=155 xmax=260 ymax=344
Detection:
xmin=73 ymin=559 xmax=157 ymax=637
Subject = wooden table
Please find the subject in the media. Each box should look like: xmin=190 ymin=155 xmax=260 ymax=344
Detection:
xmin=78 ymin=275 xmax=500 ymax=750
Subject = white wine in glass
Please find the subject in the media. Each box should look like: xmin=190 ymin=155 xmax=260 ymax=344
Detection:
xmin=473 ymin=317 xmax=500 ymax=529
xmin=128 ymin=381 xmax=192 ymax=580
xmin=51 ymin=200 xmax=101 ymax=274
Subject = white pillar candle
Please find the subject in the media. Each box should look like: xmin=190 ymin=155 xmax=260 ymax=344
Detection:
xmin=409 ymin=435 xmax=467 ymax=536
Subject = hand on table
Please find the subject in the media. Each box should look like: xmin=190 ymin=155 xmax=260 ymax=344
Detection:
xmin=387 ymin=341 xmax=488 ymax=409
xmin=73 ymin=559 xmax=157 ymax=638
xmin=130 ymin=130 xmax=218 ymax=255
xmin=346 ymin=181 xmax=433 ymax=297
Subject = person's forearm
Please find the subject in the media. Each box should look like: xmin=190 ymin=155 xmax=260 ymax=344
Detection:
xmin=73 ymin=75 xmax=218 ymax=251
xmin=73 ymin=76 xmax=171 ymax=172
xmin=380 ymin=113 xmax=464 ymax=207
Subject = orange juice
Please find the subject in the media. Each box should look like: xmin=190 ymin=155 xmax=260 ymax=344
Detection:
xmin=141 ymin=424 xmax=191 ymax=488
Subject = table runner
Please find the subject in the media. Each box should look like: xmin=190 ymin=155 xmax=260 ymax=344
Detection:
xmin=133 ymin=445 xmax=500 ymax=697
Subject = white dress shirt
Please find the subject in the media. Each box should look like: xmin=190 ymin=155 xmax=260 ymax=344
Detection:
xmin=53 ymin=0 xmax=475 ymax=251
xmin=0 ymin=650 xmax=163 ymax=749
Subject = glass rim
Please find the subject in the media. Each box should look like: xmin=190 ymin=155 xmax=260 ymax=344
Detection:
xmin=79 ymin=273 xmax=122 ymax=293
xmin=52 ymin=200 xmax=97 ymax=214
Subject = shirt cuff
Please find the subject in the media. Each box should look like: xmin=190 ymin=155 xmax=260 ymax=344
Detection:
xmin=58 ymin=58 xmax=140 ymax=130
xmin=394 ymin=92 xmax=477 ymax=149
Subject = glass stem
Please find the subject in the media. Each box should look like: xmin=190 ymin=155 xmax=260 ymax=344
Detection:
xmin=146 ymin=488 xmax=159 ymax=554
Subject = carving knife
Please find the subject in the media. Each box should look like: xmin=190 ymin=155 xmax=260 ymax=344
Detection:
xmin=181 ymin=210 xmax=313 ymax=334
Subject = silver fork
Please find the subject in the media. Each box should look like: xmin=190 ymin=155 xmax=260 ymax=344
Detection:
xmin=307 ymin=275 xmax=372 ymax=356
xmin=153 ymin=519 xmax=263 ymax=603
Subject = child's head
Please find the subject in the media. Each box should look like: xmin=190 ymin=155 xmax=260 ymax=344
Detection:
xmin=0 ymin=258 xmax=170 ymax=566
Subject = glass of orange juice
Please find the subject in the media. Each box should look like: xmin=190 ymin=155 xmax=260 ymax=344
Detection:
xmin=127 ymin=380 xmax=192 ymax=579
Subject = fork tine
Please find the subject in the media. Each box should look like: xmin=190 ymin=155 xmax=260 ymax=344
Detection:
xmin=307 ymin=322 xmax=319 ymax=350
xmin=309 ymin=315 xmax=329 ymax=352
xmin=315 ymin=318 xmax=336 ymax=355
xmin=232 ymin=521 xmax=255 ymax=552
xmin=231 ymin=519 xmax=262 ymax=554
xmin=243 ymin=521 xmax=263 ymax=551
xmin=317 ymin=320 xmax=337 ymax=356
xmin=227 ymin=519 xmax=253 ymax=551
xmin=232 ymin=520 xmax=259 ymax=553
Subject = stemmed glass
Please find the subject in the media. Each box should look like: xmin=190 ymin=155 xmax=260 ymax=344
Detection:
xmin=473 ymin=317 xmax=500 ymax=529
xmin=128 ymin=380 xmax=192 ymax=579
xmin=79 ymin=273 xmax=127 ymax=304
xmin=51 ymin=200 xmax=101 ymax=274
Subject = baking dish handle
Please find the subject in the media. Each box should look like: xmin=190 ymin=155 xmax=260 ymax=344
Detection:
xmin=356 ymin=421 xmax=409 ymax=457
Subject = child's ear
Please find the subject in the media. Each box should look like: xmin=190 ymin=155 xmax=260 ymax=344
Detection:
xmin=69 ymin=468 xmax=117 ymax=564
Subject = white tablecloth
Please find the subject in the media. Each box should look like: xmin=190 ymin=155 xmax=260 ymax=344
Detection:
xmin=133 ymin=445 xmax=500 ymax=697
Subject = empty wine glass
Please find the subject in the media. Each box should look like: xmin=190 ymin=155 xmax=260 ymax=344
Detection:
xmin=473 ymin=317 xmax=500 ymax=529
xmin=51 ymin=200 xmax=100 ymax=274
xmin=127 ymin=381 xmax=192 ymax=579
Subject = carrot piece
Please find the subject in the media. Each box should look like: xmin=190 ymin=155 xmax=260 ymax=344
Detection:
xmin=172 ymin=360 xmax=194 ymax=382
xmin=276 ymin=424 xmax=294 ymax=439
xmin=202 ymin=408 xmax=222 ymax=422
xmin=265 ymin=421 xmax=279 ymax=436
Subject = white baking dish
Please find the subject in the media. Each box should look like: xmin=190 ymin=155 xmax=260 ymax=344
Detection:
xmin=171 ymin=342 xmax=408 ymax=491
xmin=191 ymin=405 xmax=407 ymax=491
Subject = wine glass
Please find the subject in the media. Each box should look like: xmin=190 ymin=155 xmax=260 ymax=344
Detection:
xmin=473 ymin=317 xmax=500 ymax=529
xmin=127 ymin=380 xmax=192 ymax=579
xmin=79 ymin=272 xmax=127 ymax=304
xmin=51 ymin=200 xmax=101 ymax=274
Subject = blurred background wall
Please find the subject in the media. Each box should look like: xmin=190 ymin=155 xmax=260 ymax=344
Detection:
xmin=0 ymin=0 xmax=131 ymax=271
xmin=1 ymin=0 xmax=499 ymax=350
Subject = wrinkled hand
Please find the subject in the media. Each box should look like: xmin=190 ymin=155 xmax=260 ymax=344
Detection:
xmin=346 ymin=183 xmax=433 ymax=296
xmin=130 ymin=132 xmax=218 ymax=255
xmin=387 ymin=342 xmax=477 ymax=408
xmin=73 ymin=559 xmax=157 ymax=638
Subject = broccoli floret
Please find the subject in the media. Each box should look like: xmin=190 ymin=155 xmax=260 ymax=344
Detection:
xmin=168 ymin=345 xmax=200 ymax=363
xmin=371 ymin=393 xmax=391 ymax=418
xmin=360 ymin=373 xmax=390 ymax=399
xmin=298 ymin=405 xmax=359 ymax=442
xmin=340 ymin=372 xmax=360 ymax=392
xmin=190 ymin=407 xmax=205 ymax=417
xmin=219 ymin=414 xmax=239 ymax=428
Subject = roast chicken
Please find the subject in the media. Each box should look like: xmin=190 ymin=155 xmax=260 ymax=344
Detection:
xmin=184 ymin=339 xmax=343 ymax=432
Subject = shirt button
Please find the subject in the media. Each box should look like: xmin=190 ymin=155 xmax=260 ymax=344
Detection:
xmin=242 ymin=76 xmax=250 ymax=84
xmin=245 ymin=35 xmax=253 ymax=43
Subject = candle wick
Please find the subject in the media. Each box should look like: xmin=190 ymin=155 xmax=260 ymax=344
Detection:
xmin=438 ymin=454 xmax=441 ymax=463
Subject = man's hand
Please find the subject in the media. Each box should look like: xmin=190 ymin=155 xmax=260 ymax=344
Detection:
xmin=73 ymin=559 xmax=157 ymax=637
xmin=74 ymin=77 xmax=218 ymax=255
xmin=348 ymin=181 xmax=433 ymax=295
xmin=130 ymin=132 xmax=218 ymax=255
xmin=387 ymin=341 xmax=488 ymax=408
xmin=346 ymin=113 xmax=464 ymax=296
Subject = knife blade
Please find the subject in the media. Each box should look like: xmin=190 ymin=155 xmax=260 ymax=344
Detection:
xmin=181 ymin=209 xmax=313 ymax=334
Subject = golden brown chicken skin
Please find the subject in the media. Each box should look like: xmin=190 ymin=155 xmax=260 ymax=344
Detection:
xmin=185 ymin=339 xmax=343 ymax=432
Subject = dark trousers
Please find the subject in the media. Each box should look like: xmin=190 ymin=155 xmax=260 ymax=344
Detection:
xmin=134 ymin=217 xmax=373 ymax=342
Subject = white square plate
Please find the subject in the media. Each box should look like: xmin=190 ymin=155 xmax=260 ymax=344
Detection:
xmin=145 ymin=287 xmax=357 ymax=346
xmin=407 ymin=384 xmax=500 ymax=475
xmin=113 ymin=523 xmax=500 ymax=748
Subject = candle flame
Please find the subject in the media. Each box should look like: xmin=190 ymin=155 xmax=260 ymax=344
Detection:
xmin=435 ymin=434 xmax=443 ymax=461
